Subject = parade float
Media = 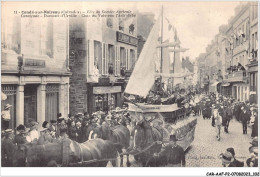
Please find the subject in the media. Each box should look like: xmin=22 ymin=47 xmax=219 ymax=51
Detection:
xmin=125 ymin=8 xmax=197 ymax=151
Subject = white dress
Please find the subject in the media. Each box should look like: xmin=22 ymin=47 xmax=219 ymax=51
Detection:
xmin=29 ymin=129 xmax=39 ymax=142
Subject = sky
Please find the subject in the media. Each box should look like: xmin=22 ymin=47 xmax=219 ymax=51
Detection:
xmin=3 ymin=1 xmax=243 ymax=61
xmin=135 ymin=1 xmax=243 ymax=61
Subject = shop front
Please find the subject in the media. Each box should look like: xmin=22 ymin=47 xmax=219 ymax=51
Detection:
xmin=1 ymin=74 xmax=70 ymax=128
xmin=220 ymin=82 xmax=232 ymax=97
xmin=87 ymin=83 xmax=123 ymax=113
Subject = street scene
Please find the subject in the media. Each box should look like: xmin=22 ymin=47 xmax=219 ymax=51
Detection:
xmin=1 ymin=1 xmax=258 ymax=168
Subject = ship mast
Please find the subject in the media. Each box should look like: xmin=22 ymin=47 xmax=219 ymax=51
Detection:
xmin=159 ymin=5 xmax=164 ymax=93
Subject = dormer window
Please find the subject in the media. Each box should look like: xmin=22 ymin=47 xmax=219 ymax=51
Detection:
xmin=107 ymin=18 xmax=113 ymax=28
xmin=129 ymin=24 xmax=135 ymax=35
xmin=119 ymin=20 xmax=124 ymax=31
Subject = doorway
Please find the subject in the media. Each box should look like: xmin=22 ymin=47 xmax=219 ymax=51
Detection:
xmin=24 ymin=84 xmax=37 ymax=126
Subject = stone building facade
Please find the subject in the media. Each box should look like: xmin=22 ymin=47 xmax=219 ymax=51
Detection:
xmin=69 ymin=14 xmax=138 ymax=115
xmin=1 ymin=13 xmax=71 ymax=129
xmin=197 ymin=2 xmax=258 ymax=102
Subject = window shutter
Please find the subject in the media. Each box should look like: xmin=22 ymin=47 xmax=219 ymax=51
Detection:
xmin=126 ymin=49 xmax=128 ymax=70
xmin=102 ymin=43 xmax=105 ymax=75
xmin=117 ymin=46 xmax=120 ymax=76
xmin=88 ymin=40 xmax=94 ymax=76
xmin=105 ymin=44 xmax=108 ymax=75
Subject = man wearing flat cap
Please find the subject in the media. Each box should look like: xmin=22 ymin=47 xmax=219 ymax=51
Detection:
xmin=154 ymin=135 xmax=185 ymax=167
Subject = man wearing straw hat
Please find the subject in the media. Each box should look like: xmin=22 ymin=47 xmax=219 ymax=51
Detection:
xmin=1 ymin=104 xmax=12 ymax=130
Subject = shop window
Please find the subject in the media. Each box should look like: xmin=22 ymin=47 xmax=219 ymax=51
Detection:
xmin=95 ymin=95 xmax=103 ymax=111
xmin=45 ymin=84 xmax=59 ymax=122
xmin=94 ymin=94 xmax=108 ymax=112
xmin=109 ymin=94 xmax=116 ymax=110
xmin=24 ymin=85 xmax=37 ymax=127
xmin=1 ymin=85 xmax=17 ymax=129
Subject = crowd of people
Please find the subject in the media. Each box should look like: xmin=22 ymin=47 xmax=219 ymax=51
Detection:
xmin=219 ymin=137 xmax=258 ymax=167
xmin=1 ymin=107 xmax=131 ymax=167
xmin=1 ymin=90 xmax=258 ymax=167
xmin=194 ymin=93 xmax=258 ymax=138
xmin=193 ymin=92 xmax=258 ymax=167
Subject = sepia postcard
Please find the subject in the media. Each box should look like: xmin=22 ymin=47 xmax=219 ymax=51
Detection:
xmin=1 ymin=1 xmax=259 ymax=176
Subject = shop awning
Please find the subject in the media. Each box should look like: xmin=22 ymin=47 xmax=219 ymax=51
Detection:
xmin=221 ymin=83 xmax=230 ymax=87
xmin=211 ymin=81 xmax=220 ymax=86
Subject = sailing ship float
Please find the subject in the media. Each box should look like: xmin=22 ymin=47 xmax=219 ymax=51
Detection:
xmin=124 ymin=8 xmax=197 ymax=151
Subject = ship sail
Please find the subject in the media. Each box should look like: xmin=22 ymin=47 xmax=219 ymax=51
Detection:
xmin=124 ymin=14 xmax=161 ymax=97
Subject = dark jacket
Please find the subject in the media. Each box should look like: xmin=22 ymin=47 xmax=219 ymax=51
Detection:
xmin=68 ymin=126 xmax=77 ymax=141
xmin=2 ymin=138 xmax=17 ymax=167
xmin=228 ymin=158 xmax=244 ymax=167
xmin=157 ymin=144 xmax=185 ymax=166
xmin=240 ymin=110 xmax=250 ymax=123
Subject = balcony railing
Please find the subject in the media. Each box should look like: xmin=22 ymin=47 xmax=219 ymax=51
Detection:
xmin=225 ymin=70 xmax=247 ymax=82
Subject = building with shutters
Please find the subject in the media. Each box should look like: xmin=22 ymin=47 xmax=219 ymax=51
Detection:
xmin=247 ymin=1 xmax=258 ymax=104
xmin=1 ymin=14 xmax=71 ymax=129
xmin=69 ymin=15 xmax=138 ymax=114
xmin=223 ymin=3 xmax=250 ymax=102
xmin=196 ymin=2 xmax=257 ymax=103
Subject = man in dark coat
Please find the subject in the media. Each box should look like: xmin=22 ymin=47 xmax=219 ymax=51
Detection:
xmin=251 ymin=110 xmax=258 ymax=138
xmin=240 ymin=106 xmax=250 ymax=134
xmin=154 ymin=135 xmax=185 ymax=167
xmin=220 ymin=149 xmax=244 ymax=167
xmin=226 ymin=148 xmax=244 ymax=167
xmin=14 ymin=125 xmax=29 ymax=166
xmin=234 ymin=102 xmax=242 ymax=121
xmin=2 ymin=129 xmax=17 ymax=167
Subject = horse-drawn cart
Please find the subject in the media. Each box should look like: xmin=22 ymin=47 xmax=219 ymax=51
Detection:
xmin=128 ymin=103 xmax=197 ymax=151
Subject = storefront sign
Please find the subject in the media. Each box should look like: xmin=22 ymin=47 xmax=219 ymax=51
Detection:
xmin=93 ymin=86 xmax=121 ymax=94
xmin=24 ymin=59 xmax=45 ymax=68
xmin=117 ymin=31 xmax=138 ymax=46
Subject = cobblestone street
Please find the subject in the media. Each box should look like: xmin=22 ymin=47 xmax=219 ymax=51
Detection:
xmin=108 ymin=114 xmax=253 ymax=167
xmin=185 ymin=115 xmax=252 ymax=167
